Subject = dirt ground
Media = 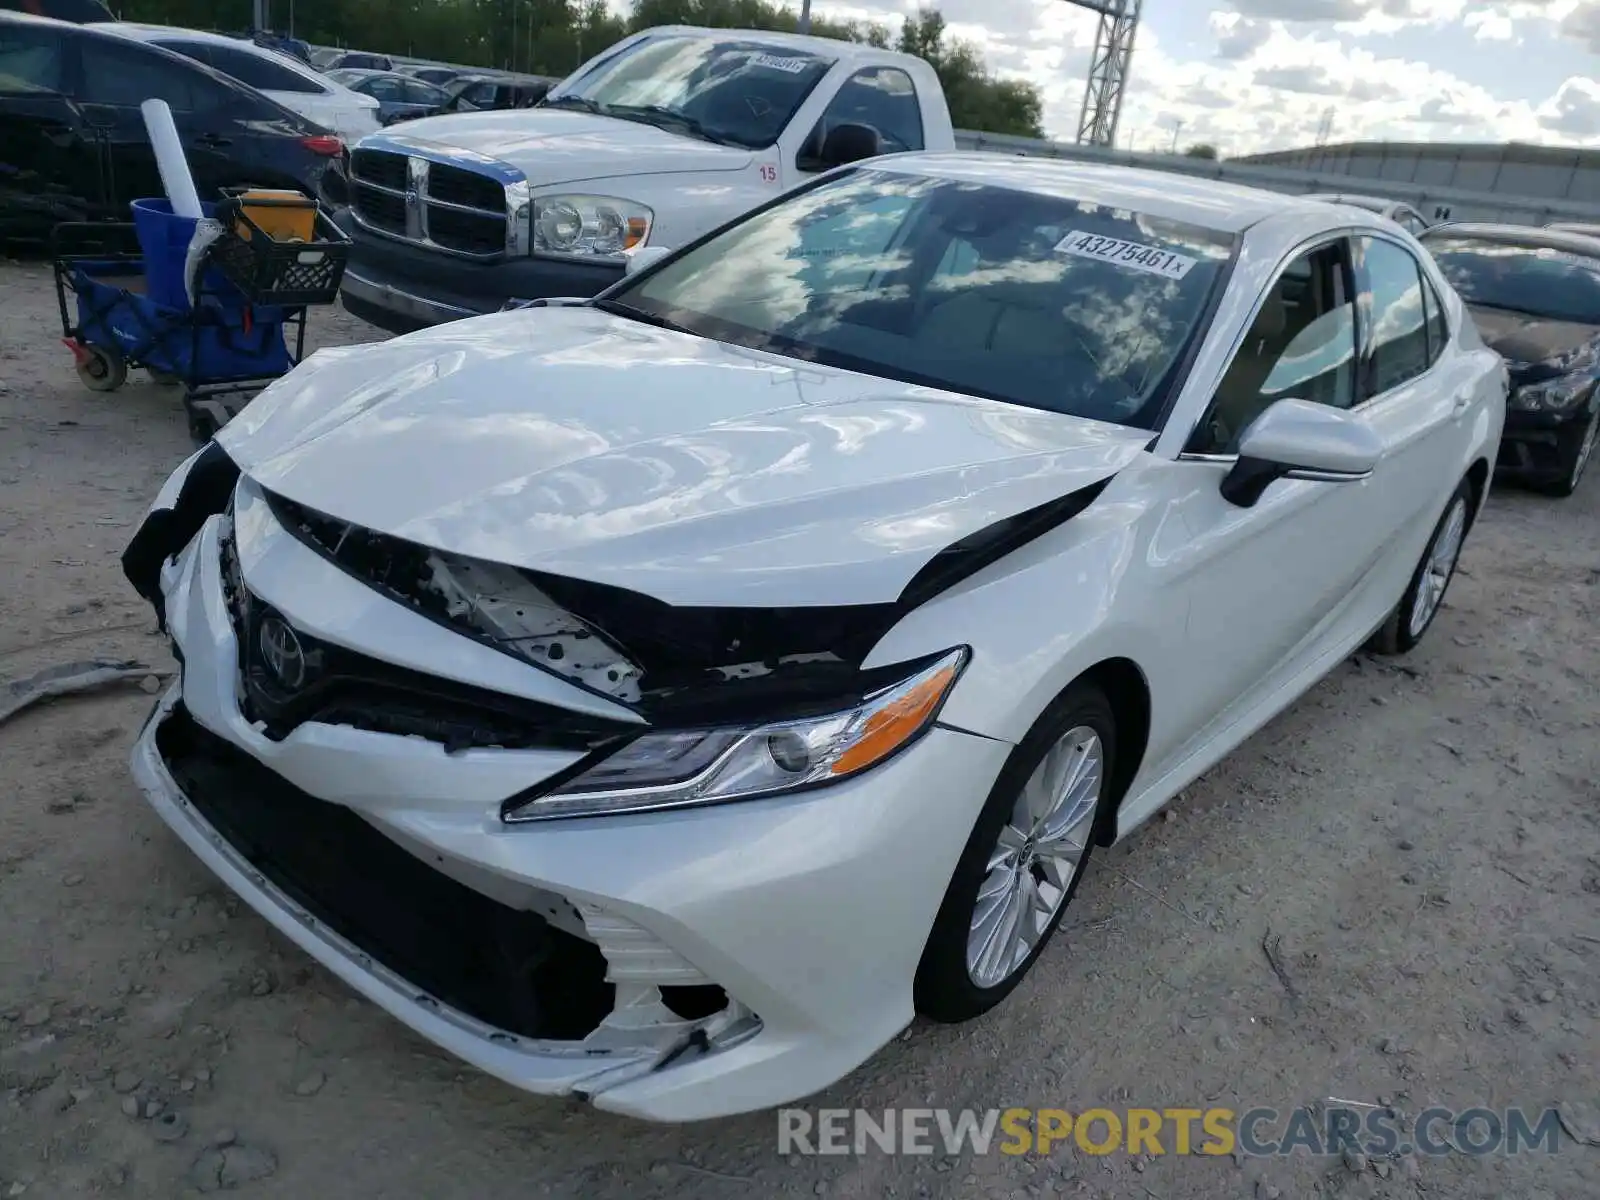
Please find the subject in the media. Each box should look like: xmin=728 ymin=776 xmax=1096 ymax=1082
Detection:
xmin=0 ymin=258 xmax=1596 ymax=1200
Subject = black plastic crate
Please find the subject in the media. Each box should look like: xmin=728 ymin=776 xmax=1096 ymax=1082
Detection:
xmin=210 ymin=200 xmax=351 ymax=307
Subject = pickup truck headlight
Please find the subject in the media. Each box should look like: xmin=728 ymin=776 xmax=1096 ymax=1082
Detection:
xmin=1513 ymin=373 xmax=1594 ymax=412
xmin=532 ymin=195 xmax=652 ymax=258
xmin=502 ymin=648 xmax=968 ymax=822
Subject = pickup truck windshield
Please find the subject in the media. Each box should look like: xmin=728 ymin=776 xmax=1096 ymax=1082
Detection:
xmin=546 ymin=36 xmax=834 ymax=149
xmin=1424 ymin=236 xmax=1600 ymax=325
xmin=605 ymin=168 xmax=1237 ymax=430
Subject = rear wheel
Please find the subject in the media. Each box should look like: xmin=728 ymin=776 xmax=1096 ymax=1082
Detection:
xmin=1531 ymin=407 xmax=1599 ymax=498
xmin=1368 ymin=479 xmax=1471 ymax=655
xmin=915 ymin=681 xmax=1115 ymax=1022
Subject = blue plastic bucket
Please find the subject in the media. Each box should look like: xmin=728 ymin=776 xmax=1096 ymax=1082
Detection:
xmin=130 ymin=197 xmax=222 ymax=310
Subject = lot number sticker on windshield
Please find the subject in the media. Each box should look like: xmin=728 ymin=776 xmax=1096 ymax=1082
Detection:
xmin=1054 ymin=231 xmax=1198 ymax=280
xmin=752 ymin=54 xmax=812 ymax=74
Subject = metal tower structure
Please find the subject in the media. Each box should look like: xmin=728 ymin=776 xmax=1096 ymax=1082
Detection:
xmin=1071 ymin=0 xmax=1143 ymax=149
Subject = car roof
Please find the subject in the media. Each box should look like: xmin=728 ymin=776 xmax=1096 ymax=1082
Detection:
xmin=1420 ymin=221 xmax=1600 ymax=255
xmin=1304 ymin=193 xmax=1403 ymax=213
xmin=88 ymin=22 xmax=325 ymax=72
xmin=633 ymin=23 xmax=931 ymax=71
xmin=866 ymin=154 xmax=1351 ymax=235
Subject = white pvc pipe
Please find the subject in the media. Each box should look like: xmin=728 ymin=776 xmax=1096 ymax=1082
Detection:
xmin=140 ymin=99 xmax=203 ymax=219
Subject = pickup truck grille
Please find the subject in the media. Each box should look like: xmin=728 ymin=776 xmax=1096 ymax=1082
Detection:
xmin=349 ymin=146 xmax=513 ymax=259
xmin=427 ymin=164 xmax=506 ymax=214
xmin=350 ymin=148 xmax=406 ymax=191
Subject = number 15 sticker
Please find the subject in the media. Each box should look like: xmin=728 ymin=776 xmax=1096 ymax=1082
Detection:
xmin=760 ymin=164 xmax=779 ymax=184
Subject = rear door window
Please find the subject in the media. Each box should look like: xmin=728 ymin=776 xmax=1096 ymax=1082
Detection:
xmin=1357 ymin=237 xmax=1432 ymax=397
xmin=200 ymin=43 xmax=326 ymax=95
xmin=0 ymin=20 xmax=65 ymax=93
xmin=79 ymin=39 xmax=202 ymax=109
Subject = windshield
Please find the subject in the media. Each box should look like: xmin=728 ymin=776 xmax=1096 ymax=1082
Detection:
xmin=1424 ymin=236 xmax=1600 ymax=324
xmin=548 ymin=35 xmax=834 ymax=149
xmin=606 ymin=169 xmax=1237 ymax=429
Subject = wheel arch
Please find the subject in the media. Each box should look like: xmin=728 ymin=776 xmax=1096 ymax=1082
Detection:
xmin=1077 ymin=656 xmax=1152 ymax=847
xmin=1464 ymin=456 xmax=1490 ymax=528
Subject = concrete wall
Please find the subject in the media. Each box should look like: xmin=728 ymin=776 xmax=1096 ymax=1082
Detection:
xmin=1236 ymin=141 xmax=1600 ymax=207
xmin=954 ymin=131 xmax=1600 ymax=226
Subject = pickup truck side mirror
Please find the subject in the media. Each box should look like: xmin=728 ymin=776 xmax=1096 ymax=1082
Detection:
xmin=1220 ymin=398 xmax=1382 ymax=508
xmin=802 ymin=123 xmax=883 ymax=172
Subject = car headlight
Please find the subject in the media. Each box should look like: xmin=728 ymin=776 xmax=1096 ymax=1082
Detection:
xmin=502 ymin=648 xmax=969 ymax=822
xmin=531 ymin=195 xmax=652 ymax=258
xmin=1513 ymin=373 xmax=1594 ymax=412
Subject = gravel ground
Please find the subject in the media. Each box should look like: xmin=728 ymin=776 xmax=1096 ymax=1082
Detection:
xmin=1 ymin=259 xmax=1597 ymax=1200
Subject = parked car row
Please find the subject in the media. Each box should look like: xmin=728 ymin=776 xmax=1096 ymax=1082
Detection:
xmin=1 ymin=11 xmax=345 ymax=243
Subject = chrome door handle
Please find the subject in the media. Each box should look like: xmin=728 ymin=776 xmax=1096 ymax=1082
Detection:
xmin=1452 ymin=390 xmax=1473 ymax=413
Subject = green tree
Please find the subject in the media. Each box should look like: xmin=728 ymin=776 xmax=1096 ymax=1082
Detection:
xmin=897 ymin=9 xmax=1042 ymax=138
xmin=1184 ymin=143 xmax=1219 ymax=160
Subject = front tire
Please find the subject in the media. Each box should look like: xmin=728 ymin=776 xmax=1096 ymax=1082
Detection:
xmin=915 ymin=681 xmax=1115 ymax=1023
xmin=1531 ymin=406 xmax=1599 ymax=498
xmin=1368 ymin=479 xmax=1471 ymax=655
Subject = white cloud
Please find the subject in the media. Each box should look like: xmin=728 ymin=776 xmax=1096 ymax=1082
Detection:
xmin=1465 ymin=11 xmax=1516 ymax=38
xmin=1540 ymin=76 xmax=1600 ymax=134
xmin=805 ymin=0 xmax=1600 ymax=154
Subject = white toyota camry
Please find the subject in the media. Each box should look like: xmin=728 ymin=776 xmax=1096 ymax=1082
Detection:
xmin=122 ymin=155 xmax=1506 ymax=1121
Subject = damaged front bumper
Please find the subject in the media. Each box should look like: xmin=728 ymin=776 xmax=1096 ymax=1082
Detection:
xmin=129 ymin=503 xmax=1011 ymax=1121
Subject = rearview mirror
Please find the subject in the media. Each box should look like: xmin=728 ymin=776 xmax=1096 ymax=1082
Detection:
xmin=1220 ymin=398 xmax=1383 ymax=508
xmin=624 ymin=245 xmax=672 ymax=276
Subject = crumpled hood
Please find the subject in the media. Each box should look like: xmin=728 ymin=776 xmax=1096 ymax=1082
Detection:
xmin=1468 ymin=304 xmax=1600 ymax=373
xmin=366 ymin=109 xmax=752 ymax=185
xmin=218 ymin=308 xmax=1148 ymax=608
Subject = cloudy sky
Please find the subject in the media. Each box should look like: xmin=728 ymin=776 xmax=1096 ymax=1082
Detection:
xmin=808 ymin=0 xmax=1600 ymax=155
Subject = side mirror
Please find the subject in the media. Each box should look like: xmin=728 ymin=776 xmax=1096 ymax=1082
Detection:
xmin=814 ymin=122 xmax=883 ymax=170
xmin=624 ymin=245 xmax=672 ymax=276
xmin=1220 ymin=398 xmax=1383 ymax=508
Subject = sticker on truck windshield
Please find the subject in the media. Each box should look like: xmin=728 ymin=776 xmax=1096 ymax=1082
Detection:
xmin=1054 ymin=231 xmax=1198 ymax=280
xmin=751 ymin=53 xmax=813 ymax=74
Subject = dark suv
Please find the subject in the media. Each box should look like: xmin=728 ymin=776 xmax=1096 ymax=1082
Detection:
xmin=0 ymin=12 xmax=343 ymax=244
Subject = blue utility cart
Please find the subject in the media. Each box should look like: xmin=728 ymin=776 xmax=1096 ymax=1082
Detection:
xmin=52 ymin=195 xmax=348 ymax=445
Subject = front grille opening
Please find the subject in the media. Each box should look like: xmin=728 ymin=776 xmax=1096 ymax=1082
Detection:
xmin=353 ymin=183 xmax=406 ymax=234
xmin=428 ymin=164 xmax=506 ymax=213
xmin=427 ymin=206 xmax=505 ymax=256
xmin=156 ymin=704 xmax=614 ymax=1041
xmin=351 ymin=148 xmax=407 ymax=190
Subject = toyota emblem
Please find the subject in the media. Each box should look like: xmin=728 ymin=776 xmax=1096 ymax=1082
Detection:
xmin=258 ymin=616 xmax=307 ymax=690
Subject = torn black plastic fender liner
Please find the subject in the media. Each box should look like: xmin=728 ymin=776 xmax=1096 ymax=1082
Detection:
xmin=121 ymin=442 xmax=240 ymax=631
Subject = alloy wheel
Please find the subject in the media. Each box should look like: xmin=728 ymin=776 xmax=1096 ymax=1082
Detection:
xmin=1407 ymin=496 xmax=1467 ymax=639
xmin=965 ymin=726 xmax=1103 ymax=989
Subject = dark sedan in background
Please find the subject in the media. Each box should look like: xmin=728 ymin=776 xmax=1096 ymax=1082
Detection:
xmin=1420 ymin=222 xmax=1600 ymax=496
xmin=326 ymin=68 xmax=449 ymax=125
xmin=441 ymin=71 xmax=556 ymax=112
xmin=1 ymin=12 xmax=343 ymax=245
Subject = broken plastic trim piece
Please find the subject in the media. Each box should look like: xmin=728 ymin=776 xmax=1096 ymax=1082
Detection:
xmin=265 ymin=491 xmax=646 ymax=705
xmin=122 ymin=441 xmax=241 ymax=631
